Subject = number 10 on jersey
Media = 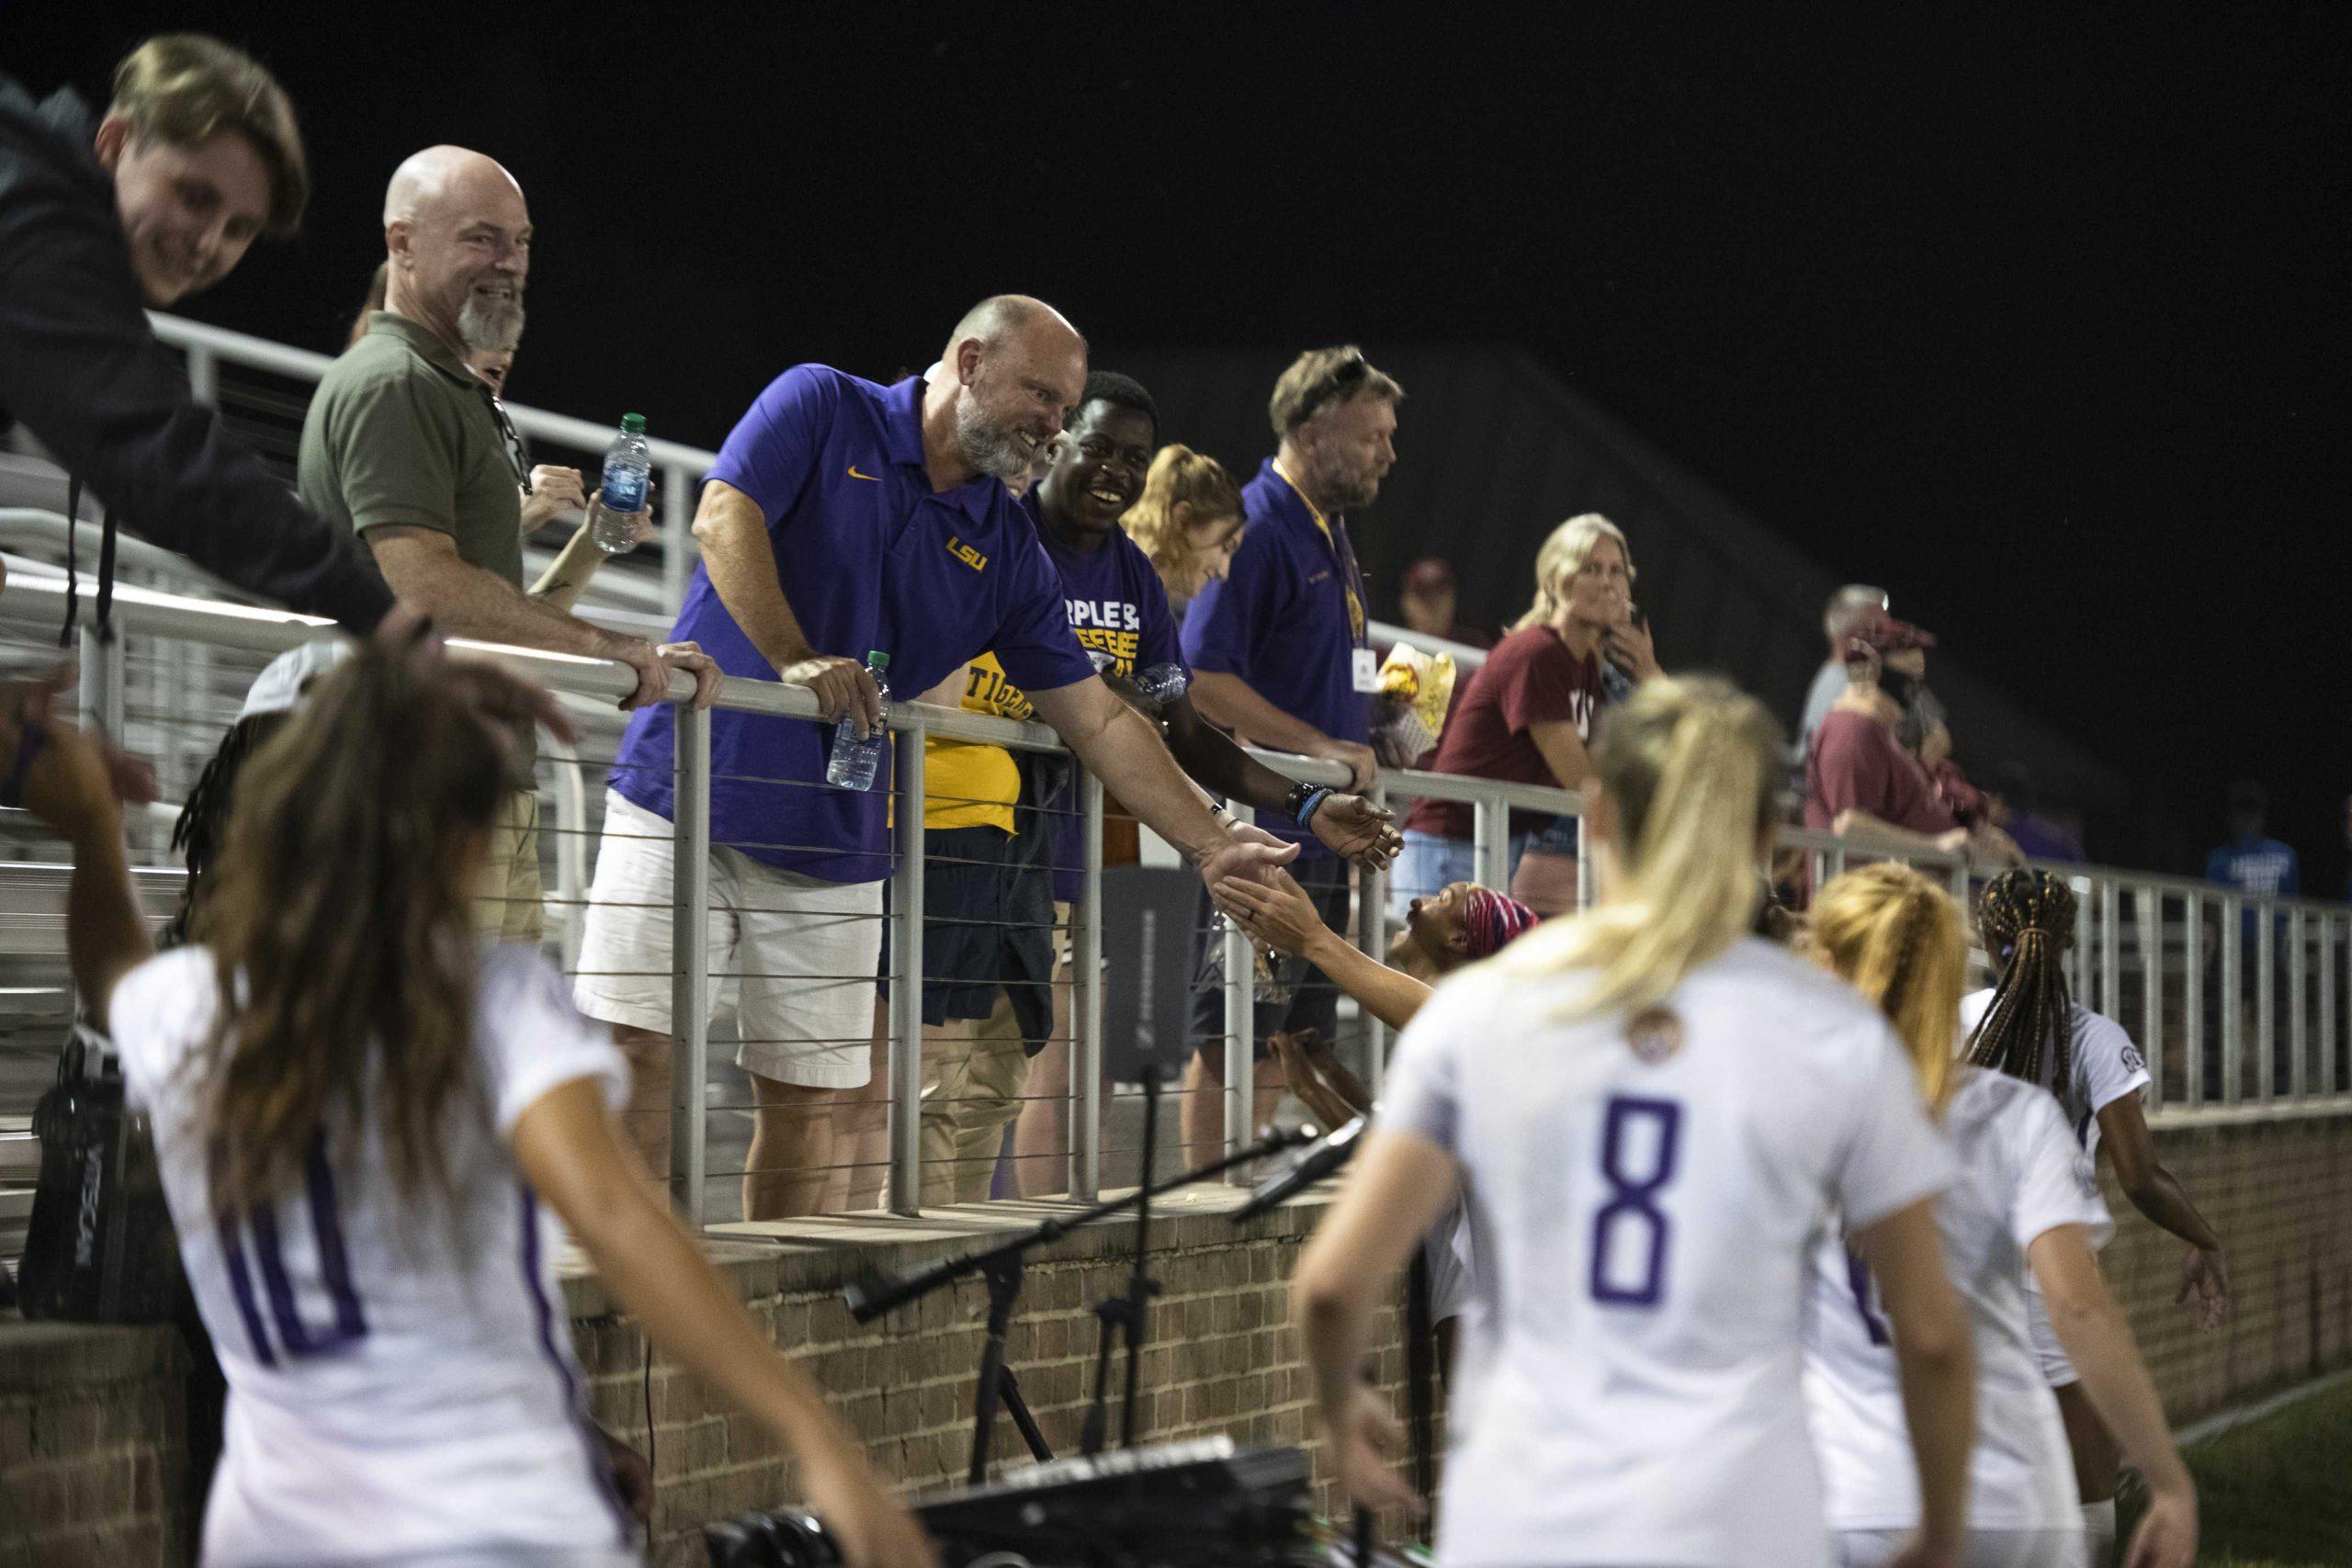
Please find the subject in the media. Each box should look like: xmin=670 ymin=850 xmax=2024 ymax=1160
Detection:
xmin=1590 ymin=1095 xmax=1683 ymax=1307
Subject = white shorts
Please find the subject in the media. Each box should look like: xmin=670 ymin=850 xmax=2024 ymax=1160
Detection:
xmin=573 ymin=790 xmax=881 ymax=1089
xmin=2024 ymin=1275 xmax=2079 ymax=1387
xmin=1838 ymin=1528 xmax=2078 ymax=1567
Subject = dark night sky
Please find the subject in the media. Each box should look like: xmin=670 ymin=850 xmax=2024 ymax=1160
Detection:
xmin=13 ymin=5 xmax=2349 ymax=883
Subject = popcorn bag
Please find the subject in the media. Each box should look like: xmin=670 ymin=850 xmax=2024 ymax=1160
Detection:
xmin=1373 ymin=644 xmax=1456 ymax=766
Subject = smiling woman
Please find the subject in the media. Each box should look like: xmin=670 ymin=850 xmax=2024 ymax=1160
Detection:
xmin=1122 ymin=445 xmax=1245 ymax=612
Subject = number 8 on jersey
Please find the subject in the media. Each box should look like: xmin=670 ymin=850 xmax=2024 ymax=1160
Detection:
xmin=1590 ymin=1096 xmax=1684 ymax=1307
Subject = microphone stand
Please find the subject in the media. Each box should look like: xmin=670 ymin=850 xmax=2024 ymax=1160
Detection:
xmin=843 ymin=1117 xmax=1314 ymax=1487
xmin=1079 ymin=1063 xmax=1164 ymax=1456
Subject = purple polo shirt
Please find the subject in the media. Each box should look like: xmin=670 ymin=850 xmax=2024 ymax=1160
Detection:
xmin=1021 ymin=488 xmax=1187 ymax=902
xmin=611 ymin=367 xmax=1095 ymax=882
xmin=1179 ymin=457 xmax=1371 ymax=853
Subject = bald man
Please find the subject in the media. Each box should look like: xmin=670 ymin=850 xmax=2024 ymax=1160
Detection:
xmin=582 ymin=297 xmax=1296 ymax=1219
xmin=297 ymin=146 xmax=718 ymax=943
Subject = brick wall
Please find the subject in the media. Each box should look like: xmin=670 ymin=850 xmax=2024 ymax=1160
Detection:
xmin=2100 ymin=1111 xmax=2352 ymax=1425
xmin=2 ymin=1115 xmax=2346 ymax=1567
xmin=0 ymin=1321 xmax=188 ymax=1567
xmin=574 ymin=1188 xmax=1406 ymax=1566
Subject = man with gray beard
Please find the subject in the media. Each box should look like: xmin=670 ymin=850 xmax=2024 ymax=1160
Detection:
xmin=578 ymin=296 xmax=1298 ymax=1218
xmin=298 ymin=145 xmax=717 ymax=942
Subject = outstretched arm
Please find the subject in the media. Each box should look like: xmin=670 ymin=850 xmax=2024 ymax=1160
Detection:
xmin=2097 ymin=1096 xmax=2229 ymax=1327
xmin=511 ymin=1080 xmax=934 ymax=1568
xmin=1292 ymin=1127 xmax=1457 ymax=1517
xmin=2030 ymin=1224 xmax=2199 ymax=1568
xmin=1027 ymin=677 xmax=1298 ymax=897
xmin=1217 ymin=874 xmax=1431 ymax=1032
xmin=5 ymin=708 xmax=153 ymax=1029
xmin=1160 ymin=696 xmax=1399 ymax=868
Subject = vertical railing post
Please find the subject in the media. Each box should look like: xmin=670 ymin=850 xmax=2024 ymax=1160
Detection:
xmin=2290 ymin=908 xmax=2309 ymax=1102
xmin=669 ymin=704 xmax=711 ymax=1227
xmin=1363 ymin=777 xmax=1390 ymax=1100
xmin=2221 ymin=896 xmax=2243 ymax=1106
xmin=2323 ymin=915 xmax=2341 ymax=1095
xmin=186 ymin=344 xmax=218 ymax=408
xmin=888 ymin=722 xmax=928 ymax=1215
xmin=2098 ymin=878 xmax=2121 ymax=1021
xmin=662 ymin=463 xmax=695 ymax=618
xmin=1071 ymin=771 xmax=1104 ymax=1202
xmin=2067 ymin=876 xmax=2092 ymax=1005
xmin=1574 ymin=792 xmax=1598 ymax=910
xmin=1221 ymin=834 xmax=1255 ymax=1163
xmin=2139 ymin=886 xmax=2165 ymax=1113
xmin=1472 ymin=786 xmax=1510 ymax=894
xmin=76 ymin=626 xmax=125 ymax=737
xmin=2184 ymin=892 xmax=2205 ymax=1111
xmin=2256 ymin=898 xmax=2276 ymax=1101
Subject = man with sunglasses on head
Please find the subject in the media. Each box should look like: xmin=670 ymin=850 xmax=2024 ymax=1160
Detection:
xmin=1176 ymin=345 xmax=1402 ymax=1164
xmin=298 ymin=145 xmax=718 ymax=943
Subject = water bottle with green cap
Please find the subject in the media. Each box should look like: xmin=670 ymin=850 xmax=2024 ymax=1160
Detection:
xmin=824 ymin=649 xmax=891 ymax=790
xmin=589 ymin=412 xmax=651 ymax=554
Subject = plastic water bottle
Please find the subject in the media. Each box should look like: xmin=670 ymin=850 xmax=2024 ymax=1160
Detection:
xmin=824 ymin=650 xmax=891 ymax=791
xmin=589 ymin=413 xmax=651 ymax=555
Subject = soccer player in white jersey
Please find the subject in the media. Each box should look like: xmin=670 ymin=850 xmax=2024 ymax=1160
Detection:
xmin=1292 ymin=675 xmax=1976 ymax=1568
xmin=1962 ymin=870 xmax=2229 ymax=1562
xmin=1804 ymin=865 xmax=2198 ymax=1568
xmin=4 ymin=638 xmax=933 ymax=1568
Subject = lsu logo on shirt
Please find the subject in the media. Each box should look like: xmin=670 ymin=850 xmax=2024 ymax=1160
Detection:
xmin=946 ymin=535 xmax=989 ymax=573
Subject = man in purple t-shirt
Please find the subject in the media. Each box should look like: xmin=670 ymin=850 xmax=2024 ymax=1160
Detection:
xmin=911 ymin=372 xmax=1399 ymax=1197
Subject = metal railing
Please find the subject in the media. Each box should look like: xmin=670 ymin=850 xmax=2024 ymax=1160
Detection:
xmin=7 ymin=572 xmax=2349 ymax=1242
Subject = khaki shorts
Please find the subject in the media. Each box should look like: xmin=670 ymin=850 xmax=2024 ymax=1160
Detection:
xmin=472 ymin=791 xmax=545 ymax=943
xmin=572 ymin=791 xmax=881 ymax=1089
xmin=918 ymin=990 xmax=1033 ymax=1205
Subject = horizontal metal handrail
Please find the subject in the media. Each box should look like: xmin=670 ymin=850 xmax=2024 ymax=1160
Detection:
xmin=0 ymin=570 xmax=1351 ymax=776
xmin=149 ymin=313 xmax=726 ymax=473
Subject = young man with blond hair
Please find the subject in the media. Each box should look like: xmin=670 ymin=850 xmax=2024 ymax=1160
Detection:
xmin=0 ymin=34 xmax=392 ymax=633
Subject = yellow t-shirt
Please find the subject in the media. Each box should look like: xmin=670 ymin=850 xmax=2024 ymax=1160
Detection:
xmin=923 ymin=654 xmax=1030 ymax=833
xmin=922 ymin=623 xmax=1144 ymax=831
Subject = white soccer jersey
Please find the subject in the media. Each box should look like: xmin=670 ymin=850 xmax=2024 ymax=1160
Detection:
xmin=111 ymin=944 xmax=639 ymax=1568
xmin=1958 ymin=991 xmax=2150 ymax=1161
xmin=1380 ymin=937 xmax=1954 ymax=1568
xmin=1804 ymin=1066 xmax=2112 ymax=1534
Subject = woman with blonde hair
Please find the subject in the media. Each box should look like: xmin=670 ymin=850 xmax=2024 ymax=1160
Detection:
xmin=1395 ymin=513 xmax=1660 ymax=920
xmin=1119 ymin=443 xmax=1246 ymax=612
xmin=1295 ymin=675 xmax=1973 ymax=1566
xmin=1804 ymin=864 xmax=2196 ymax=1568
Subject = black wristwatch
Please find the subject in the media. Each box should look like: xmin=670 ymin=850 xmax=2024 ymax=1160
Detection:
xmin=1283 ymin=780 xmax=1317 ymax=822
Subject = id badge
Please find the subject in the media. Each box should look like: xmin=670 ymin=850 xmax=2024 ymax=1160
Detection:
xmin=1351 ymin=646 xmax=1381 ymax=694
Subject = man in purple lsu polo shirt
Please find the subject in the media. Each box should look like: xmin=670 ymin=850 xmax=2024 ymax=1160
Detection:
xmin=575 ymin=296 xmax=1295 ymax=1218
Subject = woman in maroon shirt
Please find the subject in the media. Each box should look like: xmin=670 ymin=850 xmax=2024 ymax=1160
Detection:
xmin=1804 ymin=616 xmax=2018 ymax=863
xmin=1393 ymin=514 xmax=1658 ymax=917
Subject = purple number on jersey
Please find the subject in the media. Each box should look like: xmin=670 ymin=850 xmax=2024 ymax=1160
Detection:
xmin=1589 ymin=1095 xmax=1683 ymax=1307
xmin=216 ymin=1134 xmax=368 ymax=1366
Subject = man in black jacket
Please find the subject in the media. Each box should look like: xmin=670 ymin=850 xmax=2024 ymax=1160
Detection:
xmin=0 ymin=35 xmax=394 ymax=635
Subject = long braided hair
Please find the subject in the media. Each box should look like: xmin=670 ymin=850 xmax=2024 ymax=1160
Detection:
xmin=1964 ymin=869 xmax=2082 ymax=1122
xmin=163 ymin=713 xmax=292 ymax=947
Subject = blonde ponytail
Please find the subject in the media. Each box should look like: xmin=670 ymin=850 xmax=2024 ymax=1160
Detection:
xmin=1514 ymin=513 xmax=1635 ymax=633
xmin=1497 ymin=675 xmax=1781 ymax=1020
xmin=1805 ymin=864 xmax=1967 ymax=1116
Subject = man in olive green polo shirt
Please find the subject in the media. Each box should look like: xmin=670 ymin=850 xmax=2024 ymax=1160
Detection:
xmin=299 ymin=144 xmax=716 ymax=942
